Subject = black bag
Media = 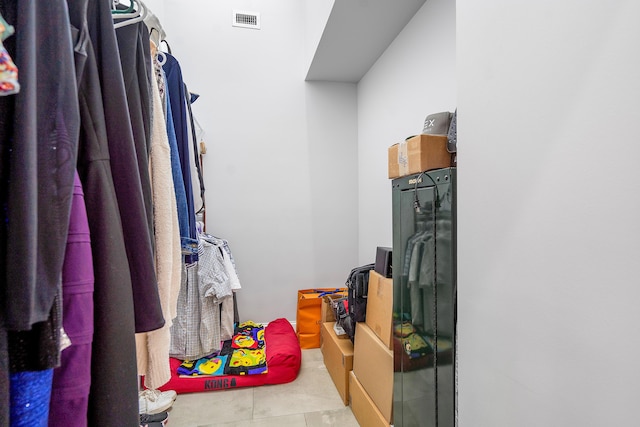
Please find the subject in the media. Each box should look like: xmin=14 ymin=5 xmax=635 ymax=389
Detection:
xmin=331 ymin=297 xmax=354 ymax=341
xmin=345 ymin=263 xmax=375 ymax=341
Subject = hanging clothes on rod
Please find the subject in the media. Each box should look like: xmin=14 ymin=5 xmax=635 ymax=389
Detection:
xmin=135 ymin=42 xmax=182 ymax=392
xmin=0 ymin=1 xmax=79 ymax=425
xmin=185 ymin=82 xmax=206 ymax=218
xmin=70 ymin=0 xmax=162 ymax=425
xmin=169 ymin=229 xmax=241 ymax=360
xmin=111 ymin=0 xmax=185 ymax=417
xmin=143 ymin=3 xmax=165 ymax=53
xmin=162 ymin=52 xmax=200 ymax=263
xmin=49 ymin=173 xmax=95 ymax=427
xmin=0 ymin=0 xmax=226 ymax=424
xmin=114 ymin=2 xmax=156 ymax=250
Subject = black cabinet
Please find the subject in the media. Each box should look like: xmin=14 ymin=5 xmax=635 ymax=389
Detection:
xmin=392 ymin=168 xmax=456 ymax=427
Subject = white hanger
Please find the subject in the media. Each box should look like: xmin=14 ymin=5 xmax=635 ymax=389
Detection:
xmin=112 ymin=0 xmax=137 ymax=18
xmin=144 ymin=8 xmax=166 ymax=48
xmin=157 ymin=51 xmax=167 ymax=65
xmin=113 ymin=0 xmax=149 ymax=29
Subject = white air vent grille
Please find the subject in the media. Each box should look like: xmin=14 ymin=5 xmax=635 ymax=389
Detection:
xmin=233 ymin=10 xmax=260 ymax=29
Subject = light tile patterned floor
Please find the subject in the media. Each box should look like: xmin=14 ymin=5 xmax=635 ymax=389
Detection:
xmin=165 ymin=349 xmax=359 ymax=427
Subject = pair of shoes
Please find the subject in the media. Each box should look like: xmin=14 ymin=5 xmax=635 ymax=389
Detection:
xmin=138 ymin=389 xmax=177 ymax=415
xmin=140 ymin=410 xmax=169 ymax=427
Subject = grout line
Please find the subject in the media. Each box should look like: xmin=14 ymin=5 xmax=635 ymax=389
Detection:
xmin=251 ymin=385 xmax=256 ymax=421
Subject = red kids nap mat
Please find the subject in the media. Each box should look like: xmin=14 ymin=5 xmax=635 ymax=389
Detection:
xmin=155 ymin=318 xmax=301 ymax=394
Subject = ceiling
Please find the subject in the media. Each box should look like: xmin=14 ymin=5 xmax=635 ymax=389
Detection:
xmin=306 ymin=0 xmax=427 ymax=83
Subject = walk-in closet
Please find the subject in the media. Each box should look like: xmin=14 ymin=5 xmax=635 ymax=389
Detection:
xmin=1 ymin=0 xmax=639 ymax=426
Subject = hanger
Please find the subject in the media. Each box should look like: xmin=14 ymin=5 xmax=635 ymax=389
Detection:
xmin=112 ymin=0 xmax=135 ymax=15
xmin=193 ymin=114 xmax=204 ymax=135
xmin=113 ymin=0 xmax=148 ymax=29
xmin=156 ymin=50 xmax=167 ymax=65
xmin=113 ymin=0 xmax=147 ymax=28
xmin=144 ymin=8 xmax=166 ymax=48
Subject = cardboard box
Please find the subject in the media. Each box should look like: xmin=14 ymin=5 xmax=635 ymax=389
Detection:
xmin=353 ymin=322 xmax=394 ymax=422
xmin=349 ymin=371 xmax=390 ymax=427
xmin=332 ymin=321 xmax=349 ymax=339
xmin=321 ymin=322 xmax=354 ymax=405
xmin=366 ymin=271 xmax=393 ymax=349
xmin=388 ymin=134 xmax=452 ymax=179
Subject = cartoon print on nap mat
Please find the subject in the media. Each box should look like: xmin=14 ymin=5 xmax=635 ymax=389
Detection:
xmin=232 ymin=321 xmax=265 ymax=349
xmin=177 ymin=354 xmax=229 ymax=377
xmin=177 ymin=320 xmax=268 ymax=376
xmin=226 ymin=348 xmax=267 ymax=376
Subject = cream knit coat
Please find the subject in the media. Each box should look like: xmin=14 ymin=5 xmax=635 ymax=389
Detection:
xmin=135 ymin=60 xmax=182 ymax=390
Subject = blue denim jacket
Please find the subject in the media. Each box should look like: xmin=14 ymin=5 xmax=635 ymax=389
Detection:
xmin=163 ymin=54 xmax=199 ymax=261
xmin=164 ymin=75 xmax=197 ymax=257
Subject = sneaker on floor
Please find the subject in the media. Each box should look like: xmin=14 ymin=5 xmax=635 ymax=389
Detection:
xmin=138 ymin=389 xmax=177 ymax=415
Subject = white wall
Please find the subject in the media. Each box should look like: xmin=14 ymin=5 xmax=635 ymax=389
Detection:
xmin=157 ymin=0 xmax=359 ymax=323
xmin=304 ymin=0 xmax=335 ymax=74
xmin=357 ymin=0 xmax=456 ymax=263
xmin=143 ymin=0 xmax=164 ymax=22
xmin=457 ymin=1 xmax=640 ymax=425
xmin=305 ymin=81 xmax=359 ymax=291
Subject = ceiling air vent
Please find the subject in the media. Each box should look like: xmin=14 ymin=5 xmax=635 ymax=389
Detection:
xmin=233 ymin=10 xmax=260 ymax=29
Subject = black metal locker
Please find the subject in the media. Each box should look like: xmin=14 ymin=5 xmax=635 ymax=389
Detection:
xmin=392 ymin=167 xmax=456 ymax=427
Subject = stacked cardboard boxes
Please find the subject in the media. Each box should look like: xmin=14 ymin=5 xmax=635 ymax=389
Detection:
xmin=321 ymin=322 xmax=353 ymax=405
xmin=320 ymin=270 xmax=394 ymax=423
xmin=364 ymin=270 xmax=393 ymax=349
xmin=349 ymin=270 xmax=394 ymax=426
xmin=349 ymin=371 xmax=389 ymax=427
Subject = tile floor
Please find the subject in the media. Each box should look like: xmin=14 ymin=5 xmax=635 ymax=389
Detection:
xmin=165 ymin=348 xmax=360 ymax=427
